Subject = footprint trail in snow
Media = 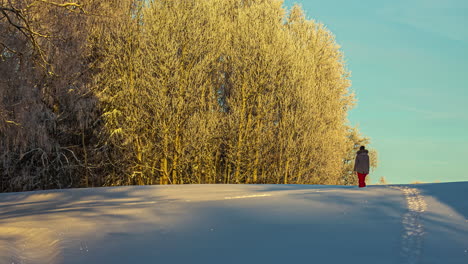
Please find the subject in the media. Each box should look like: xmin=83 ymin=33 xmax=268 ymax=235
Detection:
xmin=392 ymin=186 xmax=427 ymax=264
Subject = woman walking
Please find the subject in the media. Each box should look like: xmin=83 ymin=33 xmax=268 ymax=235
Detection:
xmin=354 ymin=146 xmax=370 ymax=188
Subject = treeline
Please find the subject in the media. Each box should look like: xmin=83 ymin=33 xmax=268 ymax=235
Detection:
xmin=0 ymin=0 xmax=377 ymax=192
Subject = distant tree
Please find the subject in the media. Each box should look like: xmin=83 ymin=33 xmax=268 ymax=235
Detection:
xmin=379 ymin=176 xmax=388 ymax=185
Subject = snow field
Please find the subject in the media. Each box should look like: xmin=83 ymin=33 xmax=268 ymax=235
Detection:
xmin=0 ymin=183 xmax=467 ymax=264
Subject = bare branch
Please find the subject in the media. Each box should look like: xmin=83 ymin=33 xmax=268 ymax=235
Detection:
xmin=1 ymin=1 xmax=87 ymax=72
xmin=35 ymin=0 xmax=86 ymax=14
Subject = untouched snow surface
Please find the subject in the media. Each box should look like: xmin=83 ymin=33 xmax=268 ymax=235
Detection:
xmin=1 ymin=182 xmax=467 ymax=264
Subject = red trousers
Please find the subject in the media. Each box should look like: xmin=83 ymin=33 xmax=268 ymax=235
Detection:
xmin=357 ymin=173 xmax=368 ymax=188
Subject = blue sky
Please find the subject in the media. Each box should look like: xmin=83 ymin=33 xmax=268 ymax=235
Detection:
xmin=283 ymin=0 xmax=468 ymax=184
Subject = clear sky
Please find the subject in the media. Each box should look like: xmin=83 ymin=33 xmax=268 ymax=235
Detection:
xmin=283 ymin=0 xmax=468 ymax=184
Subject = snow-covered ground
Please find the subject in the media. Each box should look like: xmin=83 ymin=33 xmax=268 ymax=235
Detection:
xmin=1 ymin=182 xmax=467 ymax=264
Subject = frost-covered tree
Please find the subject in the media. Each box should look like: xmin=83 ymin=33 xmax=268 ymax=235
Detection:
xmin=95 ymin=0 xmax=364 ymax=185
xmin=1 ymin=0 xmax=377 ymax=191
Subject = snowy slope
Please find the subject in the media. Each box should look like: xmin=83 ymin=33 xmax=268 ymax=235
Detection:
xmin=1 ymin=183 xmax=467 ymax=264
